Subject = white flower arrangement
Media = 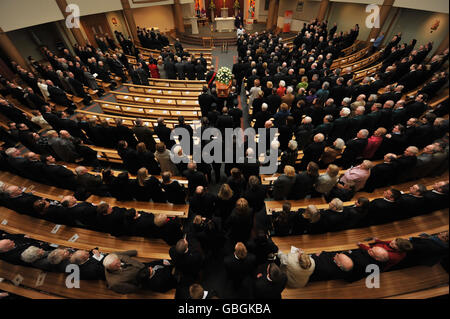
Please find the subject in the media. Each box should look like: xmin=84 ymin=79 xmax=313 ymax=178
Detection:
xmin=216 ymin=67 xmax=232 ymax=85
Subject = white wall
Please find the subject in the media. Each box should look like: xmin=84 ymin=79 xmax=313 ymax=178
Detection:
xmin=394 ymin=0 xmax=448 ymax=14
xmin=0 ymin=0 xmax=64 ymax=32
xmin=70 ymin=0 xmax=123 ymax=16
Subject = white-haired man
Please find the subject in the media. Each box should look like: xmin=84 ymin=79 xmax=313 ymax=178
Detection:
xmin=103 ymin=250 xmax=144 ymax=294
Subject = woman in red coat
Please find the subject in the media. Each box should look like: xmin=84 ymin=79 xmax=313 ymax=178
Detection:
xmin=358 ymin=237 xmax=413 ymax=270
xmin=149 ymin=61 xmax=160 ymax=78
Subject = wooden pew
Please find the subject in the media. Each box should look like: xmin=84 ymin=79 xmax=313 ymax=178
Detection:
xmin=147 ymin=78 xmax=206 ymax=88
xmin=338 ymin=50 xmax=383 ymax=73
xmin=109 ymin=91 xmax=200 ymax=108
xmin=95 ymin=100 xmax=201 ymax=120
xmin=0 ymin=260 xmax=175 ymax=299
xmin=272 ymin=209 xmax=449 ymax=254
xmin=0 ymin=281 xmax=64 ymax=299
xmin=75 ymin=109 xmax=199 ymax=130
xmin=0 ymin=206 xmax=173 ymax=260
xmin=353 ymin=62 xmax=383 ymax=82
xmin=331 ymin=45 xmax=372 ymax=69
xmin=264 ymin=173 xmax=448 ymax=215
xmin=0 ymin=172 xmax=189 ymax=218
xmin=282 ymin=263 xmax=449 ymax=299
xmin=123 ymin=83 xmax=202 ymax=97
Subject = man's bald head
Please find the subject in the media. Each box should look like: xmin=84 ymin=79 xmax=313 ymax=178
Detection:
xmin=333 ymin=253 xmax=354 ymax=272
xmin=369 ymin=247 xmax=389 ymax=262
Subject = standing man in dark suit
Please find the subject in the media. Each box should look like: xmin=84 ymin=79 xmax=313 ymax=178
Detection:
xmin=132 ymin=119 xmax=156 ymax=152
xmin=253 ymin=262 xmax=287 ymax=299
xmin=154 ymin=118 xmax=175 ymax=149
xmin=175 ymin=57 xmax=185 ymax=80
xmin=198 ymin=86 xmax=215 ymax=117
xmin=224 ymin=242 xmax=256 ymax=289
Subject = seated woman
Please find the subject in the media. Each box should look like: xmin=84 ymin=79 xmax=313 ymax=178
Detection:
xmin=277 ymin=248 xmax=315 ymax=288
xmin=133 ymin=167 xmax=166 ymax=202
xmin=358 ymin=237 xmax=413 ymax=271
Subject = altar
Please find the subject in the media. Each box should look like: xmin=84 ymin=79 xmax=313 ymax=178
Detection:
xmin=215 ymin=17 xmax=234 ymax=32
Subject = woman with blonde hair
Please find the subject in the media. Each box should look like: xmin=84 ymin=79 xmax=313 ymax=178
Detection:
xmin=315 ymin=164 xmax=340 ymax=195
xmin=272 ymin=165 xmax=296 ymax=200
xmin=277 ymin=249 xmax=315 ymax=288
xmin=133 ymin=167 xmax=166 ymax=202
xmin=215 ymin=183 xmax=236 ymax=220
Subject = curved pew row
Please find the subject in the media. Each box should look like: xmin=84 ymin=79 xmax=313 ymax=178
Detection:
xmin=123 ymin=83 xmax=202 ymax=97
xmin=0 ymin=172 xmax=189 ymax=218
xmin=95 ymin=100 xmax=200 ymax=120
xmin=0 ymin=260 xmax=174 ymax=299
xmin=282 ymin=263 xmax=448 ymax=299
xmin=0 ymin=206 xmax=171 ymax=261
xmin=331 ymin=44 xmax=372 ymax=69
xmin=264 ymin=173 xmax=449 ymax=215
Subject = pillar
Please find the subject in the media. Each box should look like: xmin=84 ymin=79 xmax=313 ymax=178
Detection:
xmin=366 ymin=0 xmax=395 ymax=41
xmin=266 ymin=0 xmax=277 ymax=29
xmin=55 ymin=0 xmax=87 ymax=47
xmin=317 ymin=0 xmax=329 ymax=22
xmin=0 ymin=27 xmax=30 ymax=71
xmin=120 ymin=0 xmax=140 ymax=45
xmin=272 ymin=0 xmax=280 ymax=30
xmin=172 ymin=0 xmax=185 ymax=33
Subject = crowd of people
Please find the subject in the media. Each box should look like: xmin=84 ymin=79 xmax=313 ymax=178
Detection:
xmin=0 ymin=17 xmax=449 ymax=298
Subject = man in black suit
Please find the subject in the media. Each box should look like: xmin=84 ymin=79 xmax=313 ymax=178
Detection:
xmin=67 ymin=72 xmax=91 ymax=106
xmin=198 ymin=86 xmax=215 ymax=117
xmin=195 ymin=59 xmax=206 ymax=80
xmin=22 ymin=152 xmax=48 ymax=184
xmin=189 ymin=186 xmax=217 ymax=218
xmin=329 ymin=107 xmax=351 ymax=142
xmin=169 ymin=237 xmax=204 ymax=283
xmin=182 ymin=162 xmax=207 ymax=196
xmin=184 ymin=58 xmax=196 ymax=80
xmin=108 ymin=54 xmax=127 ymax=82
xmin=253 ymin=262 xmax=287 ymax=299
xmin=423 ymin=181 xmax=449 ymax=212
xmin=394 ymin=146 xmax=419 ymax=183
xmin=224 ymin=242 xmax=256 ymax=289
xmin=46 ymin=80 xmax=76 ymax=113
xmin=299 ymin=133 xmax=325 ymax=170
xmin=367 ymin=188 xmax=402 ymax=225
xmin=132 ymin=119 xmax=156 ymax=152
xmin=339 ymin=129 xmax=369 ymax=168
xmin=215 ymin=107 xmax=234 ymax=138
xmin=398 ymin=184 xmax=428 ymax=219
xmin=138 ymin=259 xmax=176 ymax=292
xmin=364 ymin=153 xmax=398 ymax=192
xmin=309 ymin=251 xmax=355 ymax=282
xmin=74 ymin=166 xmax=104 ymax=199
xmin=154 ymin=118 xmax=174 ymax=149
xmin=69 ymin=249 xmax=106 ymax=280
xmin=114 ymin=119 xmax=137 ymax=149
xmin=1 ymin=185 xmax=40 ymax=215
xmin=0 ymin=232 xmax=50 ymax=265
xmin=405 ymin=94 xmax=428 ymax=119
xmin=175 ymin=57 xmax=185 ymax=80
xmin=41 ymin=154 xmax=77 ymax=190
